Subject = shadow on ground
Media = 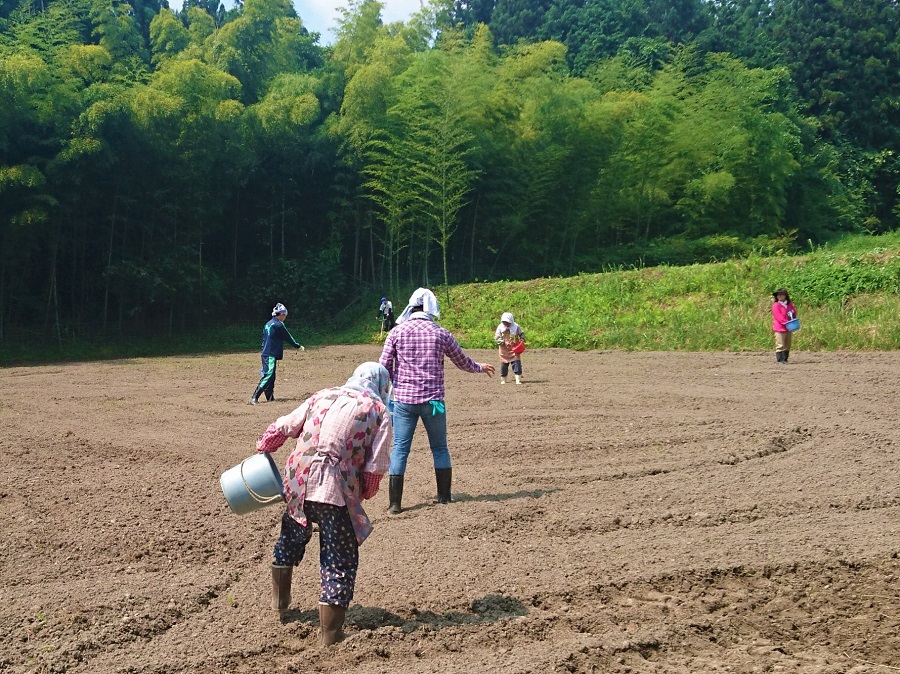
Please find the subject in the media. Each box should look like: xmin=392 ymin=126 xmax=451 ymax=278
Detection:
xmin=279 ymin=594 xmax=527 ymax=633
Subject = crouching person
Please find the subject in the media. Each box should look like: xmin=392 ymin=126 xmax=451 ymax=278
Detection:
xmin=255 ymin=362 xmax=392 ymax=646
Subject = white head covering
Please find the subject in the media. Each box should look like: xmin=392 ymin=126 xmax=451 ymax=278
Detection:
xmin=272 ymin=303 xmax=288 ymax=316
xmin=397 ymin=287 xmax=440 ymax=324
xmin=496 ymin=311 xmax=519 ymax=336
xmin=343 ymin=362 xmax=391 ymax=407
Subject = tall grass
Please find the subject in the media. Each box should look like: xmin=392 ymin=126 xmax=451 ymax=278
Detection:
xmin=434 ymin=232 xmax=900 ymax=352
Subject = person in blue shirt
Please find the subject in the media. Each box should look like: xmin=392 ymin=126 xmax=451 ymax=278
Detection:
xmin=250 ymin=303 xmax=305 ymax=405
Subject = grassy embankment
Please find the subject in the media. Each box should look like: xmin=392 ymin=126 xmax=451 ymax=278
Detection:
xmin=2 ymin=232 xmax=898 ymax=365
xmin=346 ymin=231 xmax=900 ymax=352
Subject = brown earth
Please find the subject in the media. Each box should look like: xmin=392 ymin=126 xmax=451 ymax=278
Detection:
xmin=1 ymin=347 xmax=899 ymax=674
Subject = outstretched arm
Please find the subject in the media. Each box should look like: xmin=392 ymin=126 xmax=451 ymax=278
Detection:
xmin=256 ymin=399 xmax=311 ymax=453
xmin=445 ymin=333 xmax=495 ymax=377
xmin=279 ymin=322 xmax=302 ymax=349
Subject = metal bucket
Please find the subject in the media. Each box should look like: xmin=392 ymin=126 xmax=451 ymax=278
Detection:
xmin=220 ymin=453 xmax=285 ymax=515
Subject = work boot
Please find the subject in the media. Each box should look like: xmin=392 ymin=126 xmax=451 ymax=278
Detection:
xmin=319 ymin=603 xmax=346 ymax=647
xmin=500 ymin=376 xmax=506 ymax=385
xmin=271 ymin=565 xmax=292 ymax=610
xmin=775 ymin=352 xmax=784 ymax=364
xmin=435 ymin=468 xmax=452 ymax=504
xmin=784 ymin=351 xmax=790 ymax=363
xmin=388 ymin=475 xmax=404 ymax=514
xmin=514 ymin=374 xmax=522 ymax=385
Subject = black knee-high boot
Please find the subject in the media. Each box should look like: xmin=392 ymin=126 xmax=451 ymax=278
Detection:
xmin=435 ymin=468 xmax=452 ymax=504
xmin=388 ymin=475 xmax=404 ymax=514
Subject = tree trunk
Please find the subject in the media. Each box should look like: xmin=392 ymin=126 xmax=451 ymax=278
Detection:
xmin=198 ymin=232 xmax=203 ymax=311
xmin=52 ymin=260 xmax=61 ymax=347
xmin=0 ymin=264 xmax=5 ymax=342
xmin=443 ymin=253 xmax=450 ymax=310
xmin=233 ymin=187 xmax=240 ymax=282
xmin=352 ymin=209 xmax=360 ymax=282
xmin=269 ymin=194 xmax=275 ymax=265
xmin=367 ymin=209 xmax=376 ymax=285
xmin=44 ymin=242 xmax=61 ymax=345
xmin=103 ymin=192 xmax=119 ymax=331
xmin=469 ymin=192 xmax=479 ymax=280
xmin=388 ymin=223 xmax=395 ymax=300
xmin=119 ymin=208 xmax=128 ymax=333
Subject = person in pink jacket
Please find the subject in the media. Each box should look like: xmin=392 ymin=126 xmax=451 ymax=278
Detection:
xmin=771 ymin=288 xmax=797 ymax=364
xmin=255 ymin=361 xmax=391 ymax=646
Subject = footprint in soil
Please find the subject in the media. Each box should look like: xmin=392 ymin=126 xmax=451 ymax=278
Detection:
xmin=453 ymin=489 xmax=559 ymax=503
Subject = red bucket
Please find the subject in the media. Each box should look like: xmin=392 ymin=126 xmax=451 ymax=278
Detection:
xmin=510 ymin=340 xmax=526 ymax=355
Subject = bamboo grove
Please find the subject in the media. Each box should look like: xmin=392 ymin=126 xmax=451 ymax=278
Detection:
xmin=1 ymin=0 xmax=897 ymax=342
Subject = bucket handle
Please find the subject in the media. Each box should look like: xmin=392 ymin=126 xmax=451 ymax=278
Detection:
xmin=240 ymin=456 xmax=284 ymax=505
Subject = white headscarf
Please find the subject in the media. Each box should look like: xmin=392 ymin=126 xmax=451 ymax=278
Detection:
xmin=396 ymin=287 xmax=440 ymax=324
xmin=272 ymin=303 xmax=288 ymax=316
xmin=496 ymin=311 xmax=520 ymax=337
xmin=343 ymin=362 xmax=391 ymax=407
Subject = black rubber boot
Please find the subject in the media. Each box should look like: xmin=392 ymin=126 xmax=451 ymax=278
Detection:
xmin=388 ymin=475 xmax=404 ymax=514
xmin=784 ymin=351 xmax=790 ymax=363
xmin=775 ymin=351 xmax=784 ymax=364
xmin=271 ymin=565 xmax=293 ymax=610
xmin=435 ymin=468 xmax=452 ymax=504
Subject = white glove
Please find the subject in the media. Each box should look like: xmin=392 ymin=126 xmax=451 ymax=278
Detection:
xmin=299 ymin=345 xmax=305 ymax=352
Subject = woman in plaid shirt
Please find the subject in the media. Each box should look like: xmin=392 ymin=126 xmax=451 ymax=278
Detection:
xmin=379 ymin=288 xmax=495 ymax=514
xmin=255 ymin=362 xmax=392 ymax=646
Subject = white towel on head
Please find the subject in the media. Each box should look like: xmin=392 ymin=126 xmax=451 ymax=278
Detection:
xmin=496 ymin=312 xmax=520 ymax=339
xmin=397 ymin=288 xmax=440 ymax=324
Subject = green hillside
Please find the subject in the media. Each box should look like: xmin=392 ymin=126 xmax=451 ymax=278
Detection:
xmin=359 ymin=231 xmax=900 ymax=352
xmin=2 ymin=232 xmax=898 ymax=365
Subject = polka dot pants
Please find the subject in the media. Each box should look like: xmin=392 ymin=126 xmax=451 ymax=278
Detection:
xmin=272 ymin=501 xmax=359 ymax=608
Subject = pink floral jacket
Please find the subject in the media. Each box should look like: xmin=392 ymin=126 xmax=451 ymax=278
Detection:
xmin=257 ymin=386 xmax=391 ymax=544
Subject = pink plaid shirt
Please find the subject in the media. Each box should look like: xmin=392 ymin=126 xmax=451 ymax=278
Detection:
xmin=379 ymin=316 xmax=483 ymax=404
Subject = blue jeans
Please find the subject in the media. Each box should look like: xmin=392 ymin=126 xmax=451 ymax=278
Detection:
xmin=389 ymin=401 xmax=450 ymax=474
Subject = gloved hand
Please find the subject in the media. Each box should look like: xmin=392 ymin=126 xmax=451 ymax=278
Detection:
xmin=299 ymin=345 xmax=305 ymax=352
xmin=360 ymin=472 xmax=383 ymax=499
xmin=257 ymin=423 xmax=287 ymax=453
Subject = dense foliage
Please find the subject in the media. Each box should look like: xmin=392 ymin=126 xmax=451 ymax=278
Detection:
xmin=1 ymin=0 xmax=898 ymax=346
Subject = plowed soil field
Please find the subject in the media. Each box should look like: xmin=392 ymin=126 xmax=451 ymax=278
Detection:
xmin=2 ymin=347 xmax=899 ymax=674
